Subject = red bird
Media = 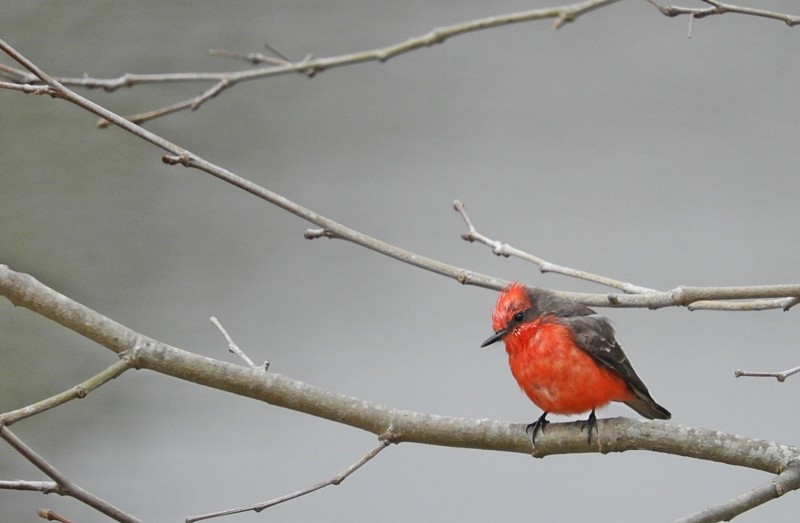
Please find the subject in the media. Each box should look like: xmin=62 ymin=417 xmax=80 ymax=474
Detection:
xmin=482 ymin=282 xmax=670 ymax=443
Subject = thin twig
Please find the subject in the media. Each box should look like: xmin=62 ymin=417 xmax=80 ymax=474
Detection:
xmin=210 ymin=316 xmax=263 ymax=370
xmin=185 ymin=440 xmax=391 ymax=522
xmin=647 ymin=0 xmax=800 ymax=26
xmin=734 ymin=364 xmax=800 ymax=382
xmin=675 ymin=462 xmax=800 ymax=523
xmin=209 ymin=49 xmax=288 ymax=67
xmin=0 ymin=80 xmax=52 ymax=94
xmin=454 ymin=200 xmax=800 ymax=311
xmin=4 ymin=40 xmax=800 ymax=311
xmin=1 ymin=0 xmax=621 ymax=125
xmin=0 ymin=480 xmax=60 ymax=493
xmin=454 ymin=200 xmax=657 ymax=294
xmin=36 ymin=508 xmax=74 ymax=523
xmin=0 ymin=62 xmax=36 ymax=82
xmin=0 ymin=426 xmax=142 ymax=523
xmin=0 ymin=358 xmax=131 ymax=426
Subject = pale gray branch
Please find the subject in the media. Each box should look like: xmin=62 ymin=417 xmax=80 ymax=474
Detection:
xmin=2 ymin=40 xmax=799 ymax=312
xmin=2 ymin=0 xmax=794 ymax=126
xmin=0 ymin=480 xmax=59 ymax=493
xmin=454 ymin=200 xmax=800 ymax=311
xmin=648 ymin=0 xmax=800 ymax=25
xmin=676 ymin=462 xmax=800 ymax=523
xmin=186 ymin=440 xmax=390 ymax=522
xmin=1 ymin=264 xmax=798 ymax=477
xmin=454 ymin=200 xmax=657 ymax=294
xmin=1 ymin=0 xmax=620 ymax=125
xmin=210 ymin=316 xmax=260 ymax=370
xmin=734 ymin=364 xmax=800 ymax=382
xmin=0 ymin=359 xmax=131 ymax=426
xmin=0 ymin=426 xmax=141 ymax=523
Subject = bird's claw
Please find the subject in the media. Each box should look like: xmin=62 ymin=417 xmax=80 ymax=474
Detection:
xmin=579 ymin=409 xmax=598 ymax=444
xmin=525 ymin=412 xmax=550 ymax=446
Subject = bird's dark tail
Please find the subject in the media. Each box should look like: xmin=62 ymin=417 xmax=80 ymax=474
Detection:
xmin=624 ymin=395 xmax=671 ymax=420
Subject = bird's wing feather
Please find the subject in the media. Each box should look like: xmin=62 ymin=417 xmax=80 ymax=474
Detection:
xmin=556 ymin=314 xmax=671 ymax=419
xmin=557 ymin=315 xmax=648 ymax=392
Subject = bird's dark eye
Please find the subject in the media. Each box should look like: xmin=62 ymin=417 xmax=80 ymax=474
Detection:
xmin=513 ymin=311 xmax=525 ymax=322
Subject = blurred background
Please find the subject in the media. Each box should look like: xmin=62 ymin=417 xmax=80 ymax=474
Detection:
xmin=2 ymin=1 xmax=799 ymax=521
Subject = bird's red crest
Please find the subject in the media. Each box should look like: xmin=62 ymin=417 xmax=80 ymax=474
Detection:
xmin=491 ymin=282 xmax=532 ymax=332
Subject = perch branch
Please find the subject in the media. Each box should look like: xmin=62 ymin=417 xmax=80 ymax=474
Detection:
xmin=0 ymin=264 xmax=798 ymax=475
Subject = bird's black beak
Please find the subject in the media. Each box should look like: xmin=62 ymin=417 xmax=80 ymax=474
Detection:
xmin=481 ymin=328 xmax=509 ymax=348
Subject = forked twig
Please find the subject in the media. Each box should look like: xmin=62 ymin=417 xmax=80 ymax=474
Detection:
xmin=1 ymin=0 xmax=622 ymax=126
xmin=454 ymin=200 xmax=800 ymax=312
xmin=648 ymin=0 xmax=800 ymax=26
xmin=0 ymin=426 xmax=141 ymax=523
xmin=734 ymin=365 xmax=800 ymax=382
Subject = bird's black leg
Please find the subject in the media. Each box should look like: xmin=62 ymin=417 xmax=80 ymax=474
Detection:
xmin=525 ymin=412 xmax=549 ymax=445
xmin=580 ymin=409 xmax=598 ymax=444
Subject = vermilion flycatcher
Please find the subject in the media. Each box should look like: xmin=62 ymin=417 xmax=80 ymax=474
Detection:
xmin=481 ymin=282 xmax=670 ymax=444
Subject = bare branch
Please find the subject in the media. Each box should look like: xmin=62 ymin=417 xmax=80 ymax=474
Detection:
xmin=676 ymin=462 xmax=800 ymax=523
xmin=210 ymin=316 xmax=263 ymax=370
xmin=0 ymin=80 xmax=53 ymax=95
xmin=0 ymin=62 xmax=36 ymax=82
xmin=0 ymin=426 xmax=142 ymax=523
xmin=0 ymin=359 xmax=131 ymax=426
xmin=0 ymin=480 xmax=59 ymax=493
xmin=186 ymin=440 xmax=390 ymax=522
xmin=647 ymin=0 xmax=800 ymax=26
xmin=734 ymin=364 xmax=800 ymax=382
xmin=454 ymin=200 xmax=657 ymax=294
xmin=1 ymin=264 xmax=798 ymax=478
xmin=2 ymin=0 xmax=794 ymax=125
xmin=454 ymin=200 xmax=800 ymax=311
xmin=36 ymin=508 xmax=74 ymax=523
xmin=1 ymin=0 xmax=621 ymax=125
xmin=4 ymin=40 xmax=800 ymax=312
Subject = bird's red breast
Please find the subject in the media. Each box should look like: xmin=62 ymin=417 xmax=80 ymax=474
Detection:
xmin=504 ymin=318 xmax=633 ymax=415
xmin=491 ymin=282 xmax=634 ymax=415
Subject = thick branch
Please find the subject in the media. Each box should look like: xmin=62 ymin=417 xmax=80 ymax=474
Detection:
xmin=1 ymin=264 xmax=798 ymax=478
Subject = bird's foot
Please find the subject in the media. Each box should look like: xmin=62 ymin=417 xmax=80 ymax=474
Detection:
xmin=525 ymin=412 xmax=550 ymax=446
xmin=579 ymin=409 xmax=598 ymax=444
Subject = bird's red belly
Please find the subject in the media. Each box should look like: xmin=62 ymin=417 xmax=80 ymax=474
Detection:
xmin=507 ymin=322 xmax=632 ymax=415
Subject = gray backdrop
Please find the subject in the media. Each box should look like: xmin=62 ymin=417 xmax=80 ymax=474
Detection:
xmin=2 ymin=1 xmax=799 ymax=522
